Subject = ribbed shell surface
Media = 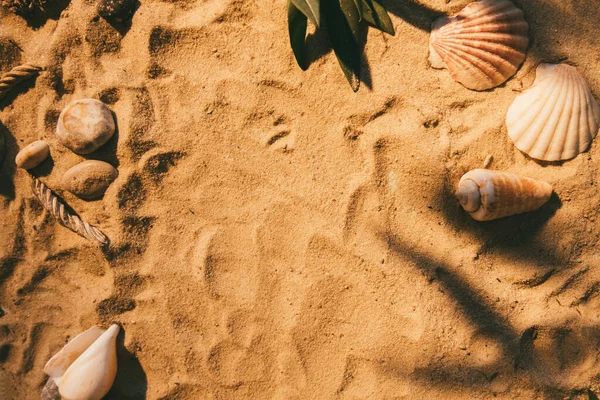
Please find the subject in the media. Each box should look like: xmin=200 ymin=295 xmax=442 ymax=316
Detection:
xmin=506 ymin=63 xmax=600 ymax=161
xmin=456 ymin=169 xmax=552 ymax=221
xmin=429 ymin=0 xmax=529 ymax=91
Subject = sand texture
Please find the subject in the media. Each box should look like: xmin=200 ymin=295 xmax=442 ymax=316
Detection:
xmin=1 ymin=0 xmax=600 ymax=398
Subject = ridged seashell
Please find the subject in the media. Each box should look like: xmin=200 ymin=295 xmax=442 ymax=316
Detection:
xmin=506 ymin=63 xmax=600 ymax=161
xmin=61 ymin=160 xmax=118 ymax=199
xmin=15 ymin=140 xmax=49 ymax=170
xmin=429 ymin=0 xmax=529 ymax=91
xmin=58 ymin=324 xmax=119 ymax=400
xmin=56 ymin=98 xmax=115 ymax=154
xmin=456 ymin=169 xmax=552 ymax=221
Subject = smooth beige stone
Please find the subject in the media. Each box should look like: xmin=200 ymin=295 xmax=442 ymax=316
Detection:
xmin=15 ymin=140 xmax=49 ymax=169
xmin=61 ymin=160 xmax=118 ymax=199
xmin=56 ymin=99 xmax=115 ymax=154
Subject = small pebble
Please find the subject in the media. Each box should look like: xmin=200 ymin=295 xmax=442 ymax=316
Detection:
xmin=56 ymin=99 xmax=115 ymax=155
xmin=61 ymin=160 xmax=118 ymax=199
xmin=15 ymin=140 xmax=49 ymax=170
xmin=97 ymin=0 xmax=136 ymax=22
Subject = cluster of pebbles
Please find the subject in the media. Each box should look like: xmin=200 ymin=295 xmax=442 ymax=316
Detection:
xmin=15 ymin=98 xmax=118 ymax=200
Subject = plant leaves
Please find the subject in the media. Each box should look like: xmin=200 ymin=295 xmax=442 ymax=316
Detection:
xmin=360 ymin=0 xmax=395 ymax=35
xmin=352 ymin=0 xmax=363 ymax=19
xmin=288 ymin=1 xmax=308 ymax=70
xmin=291 ymin=0 xmax=320 ymax=28
xmin=323 ymin=0 xmax=361 ymax=91
xmin=339 ymin=0 xmax=362 ymax=44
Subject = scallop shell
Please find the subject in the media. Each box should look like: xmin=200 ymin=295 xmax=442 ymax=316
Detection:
xmin=58 ymin=324 xmax=119 ymax=400
xmin=429 ymin=0 xmax=529 ymax=91
xmin=456 ymin=169 xmax=552 ymax=221
xmin=506 ymin=63 xmax=600 ymax=161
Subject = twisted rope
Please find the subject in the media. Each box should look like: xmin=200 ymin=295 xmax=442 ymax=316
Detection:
xmin=31 ymin=178 xmax=109 ymax=245
xmin=0 ymin=64 xmax=42 ymax=100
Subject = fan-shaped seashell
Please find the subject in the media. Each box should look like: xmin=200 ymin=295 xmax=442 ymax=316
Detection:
xmin=56 ymin=98 xmax=115 ymax=155
xmin=15 ymin=140 xmax=49 ymax=170
xmin=58 ymin=324 xmax=119 ymax=400
xmin=429 ymin=0 xmax=529 ymax=91
xmin=506 ymin=63 xmax=600 ymax=161
xmin=44 ymin=326 xmax=105 ymax=379
xmin=456 ymin=169 xmax=552 ymax=221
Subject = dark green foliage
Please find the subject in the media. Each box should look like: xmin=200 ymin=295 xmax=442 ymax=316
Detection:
xmin=287 ymin=0 xmax=394 ymax=91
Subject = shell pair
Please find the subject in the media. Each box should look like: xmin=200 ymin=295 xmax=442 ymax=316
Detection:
xmin=43 ymin=325 xmax=119 ymax=400
xmin=430 ymin=1 xmax=600 ymax=161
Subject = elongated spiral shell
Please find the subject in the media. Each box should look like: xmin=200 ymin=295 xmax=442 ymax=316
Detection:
xmin=429 ymin=0 xmax=528 ymax=91
xmin=456 ymin=169 xmax=552 ymax=221
xmin=0 ymin=63 xmax=42 ymax=100
xmin=506 ymin=63 xmax=600 ymax=161
xmin=31 ymin=178 xmax=109 ymax=245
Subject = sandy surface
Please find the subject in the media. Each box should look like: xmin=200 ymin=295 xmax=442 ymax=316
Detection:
xmin=1 ymin=0 xmax=600 ymax=398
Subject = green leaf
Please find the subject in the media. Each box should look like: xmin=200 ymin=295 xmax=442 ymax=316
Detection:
xmin=360 ymin=0 xmax=395 ymax=35
xmin=288 ymin=1 xmax=309 ymax=70
xmin=291 ymin=0 xmax=320 ymax=28
xmin=352 ymin=0 xmax=363 ymax=19
xmin=339 ymin=0 xmax=362 ymax=44
xmin=323 ymin=0 xmax=361 ymax=91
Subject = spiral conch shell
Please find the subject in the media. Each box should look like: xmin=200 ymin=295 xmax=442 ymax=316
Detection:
xmin=506 ymin=63 xmax=600 ymax=161
xmin=44 ymin=324 xmax=119 ymax=400
xmin=456 ymin=169 xmax=552 ymax=221
xmin=429 ymin=0 xmax=529 ymax=91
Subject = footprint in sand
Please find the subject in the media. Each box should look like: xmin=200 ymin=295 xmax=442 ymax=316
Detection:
xmin=198 ymin=224 xmax=259 ymax=306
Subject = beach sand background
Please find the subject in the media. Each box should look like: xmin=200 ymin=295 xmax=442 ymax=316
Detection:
xmin=1 ymin=0 xmax=600 ymax=398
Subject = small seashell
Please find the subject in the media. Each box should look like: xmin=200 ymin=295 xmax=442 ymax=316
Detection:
xmin=429 ymin=0 xmax=529 ymax=91
xmin=44 ymin=326 xmax=105 ymax=379
xmin=456 ymin=169 xmax=552 ymax=221
xmin=15 ymin=140 xmax=49 ymax=170
xmin=97 ymin=0 xmax=136 ymax=22
xmin=506 ymin=63 xmax=600 ymax=161
xmin=56 ymin=324 xmax=120 ymax=400
xmin=56 ymin=98 xmax=115 ymax=155
xmin=61 ymin=160 xmax=118 ymax=199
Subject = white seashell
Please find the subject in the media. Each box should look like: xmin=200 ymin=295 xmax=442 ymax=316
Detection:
xmin=44 ymin=326 xmax=105 ymax=379
xmin=456 ymin=169 xmax=552 ymax=221
xmin=58 ymin=324 xmax=119 ymax=400
xmin=506 ymin=63 xmax=600 ymax=161
xmin=429 ymin=0 xmax=529 ymax=91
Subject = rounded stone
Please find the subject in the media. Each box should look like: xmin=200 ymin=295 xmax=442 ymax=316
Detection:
xmin=15 ymin=140 xmax=50 ymax=170
xmin=56 ymin=99 xmax=115 ymax=155
xmin=61 ymin=160 xmax=118 ymax=199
